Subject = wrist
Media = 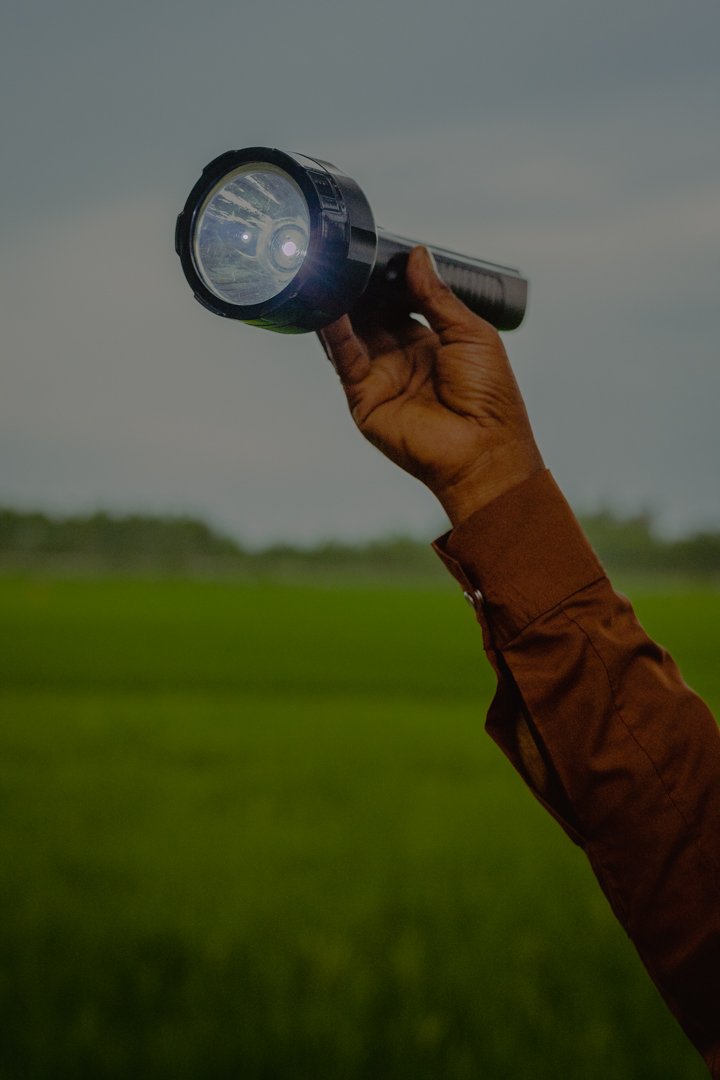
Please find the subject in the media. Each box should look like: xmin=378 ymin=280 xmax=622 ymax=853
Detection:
xmin=433 ymin=442 xmax=545 ymax=527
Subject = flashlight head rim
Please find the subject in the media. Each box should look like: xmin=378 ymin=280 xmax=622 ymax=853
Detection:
xmin=175 ymin=146 xmax=378 ymax=332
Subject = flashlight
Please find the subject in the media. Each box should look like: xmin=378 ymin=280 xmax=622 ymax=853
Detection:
xmin=175 ymin=146 xmax=528 ymax=334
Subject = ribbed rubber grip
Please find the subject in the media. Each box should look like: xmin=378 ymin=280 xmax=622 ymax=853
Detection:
xmin=364 ymin=230 xmax=528 ymax=331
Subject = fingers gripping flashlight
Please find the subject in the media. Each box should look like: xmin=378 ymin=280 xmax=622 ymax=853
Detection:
xmin=175 ymin=147 xmax=528 ymax=334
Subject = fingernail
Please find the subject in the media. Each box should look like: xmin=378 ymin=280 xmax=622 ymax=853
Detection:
xmin=422 ymin=246 xmax=439 ymax=276
xmin=316 ymin=331 xmax=337 ymax=371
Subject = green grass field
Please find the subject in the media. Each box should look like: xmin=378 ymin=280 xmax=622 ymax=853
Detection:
xmin=0 ymin=576 xmax=717 ymax=1079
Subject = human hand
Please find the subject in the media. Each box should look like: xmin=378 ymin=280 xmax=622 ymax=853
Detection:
xmin=317 ymin=246 xmax=544 ymax=526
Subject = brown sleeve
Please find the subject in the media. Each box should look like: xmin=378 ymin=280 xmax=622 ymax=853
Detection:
xmin=433 ymin=469 xmax=720 ymax=1077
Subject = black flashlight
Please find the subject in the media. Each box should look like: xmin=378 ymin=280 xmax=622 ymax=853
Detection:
xmin=175 ymin=147 xmax=528 ymax=334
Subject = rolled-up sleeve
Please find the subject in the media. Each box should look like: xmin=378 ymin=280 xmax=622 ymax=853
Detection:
xmin=433 ymin=469 xmax=720 ymax=1076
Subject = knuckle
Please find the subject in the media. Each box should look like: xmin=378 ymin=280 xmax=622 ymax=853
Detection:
xmin=432 ymin=276 xmax=453 ymax=296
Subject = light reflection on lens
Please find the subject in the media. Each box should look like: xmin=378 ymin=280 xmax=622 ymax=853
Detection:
xmin=193 ymin=164 xmax=310 ymax=306
xmin=268 ymin=224 xmax=307 ymax=274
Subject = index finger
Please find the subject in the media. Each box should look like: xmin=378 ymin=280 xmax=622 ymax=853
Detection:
xmin=406 ymin=246 xmax=494 ymax=341
xmin=317 ymin=315 xmax=371 ymax=387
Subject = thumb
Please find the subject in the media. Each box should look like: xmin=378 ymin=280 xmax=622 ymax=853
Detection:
xmin=405 ymin=246 xmax=494 ymax=340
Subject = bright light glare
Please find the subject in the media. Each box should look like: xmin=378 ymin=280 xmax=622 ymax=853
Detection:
xmin=282 ymin=241 xmax=298 ymax=257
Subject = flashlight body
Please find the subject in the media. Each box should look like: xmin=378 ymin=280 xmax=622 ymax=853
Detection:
xmin=176 ymin=146 xmax=529 ymax=334
xmin=366 ymin=230 xmax=527 ymax=332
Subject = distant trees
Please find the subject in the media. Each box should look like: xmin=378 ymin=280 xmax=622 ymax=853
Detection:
xmin=0 ymin=506 xmax=718 ymax=579
xmin=580 ymin=511 xmax=720 ymax=578
xmin=0 ymin=509 xmax=243 ymax=570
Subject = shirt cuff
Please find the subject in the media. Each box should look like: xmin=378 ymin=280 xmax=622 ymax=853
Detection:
xmin=432 ymin=469 xmax=606 ymax=647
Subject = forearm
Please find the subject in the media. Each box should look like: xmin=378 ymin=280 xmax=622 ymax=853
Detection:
xmin=434 ymin=470 xmax=720 ymax=1075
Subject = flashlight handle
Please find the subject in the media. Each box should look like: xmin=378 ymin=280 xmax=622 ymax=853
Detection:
xmin=369 ymin=229 xmax=528 ymax=331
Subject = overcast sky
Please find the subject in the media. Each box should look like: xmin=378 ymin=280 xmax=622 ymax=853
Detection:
xmin=1 ymin=0 xmax=718 ymax=544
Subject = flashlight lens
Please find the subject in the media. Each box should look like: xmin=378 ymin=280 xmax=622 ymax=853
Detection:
xmin=193 ymin=164 xmax=310 ymax=306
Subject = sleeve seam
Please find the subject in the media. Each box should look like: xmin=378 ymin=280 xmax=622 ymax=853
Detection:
xmin=496 ymin=573 xmax=608 ymax=649
xmin=557 ymin=602 xmax=720 ymax=885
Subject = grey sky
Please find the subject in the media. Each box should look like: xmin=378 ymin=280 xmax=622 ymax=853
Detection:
xmin=1 ymin=0 xmax=718 ymax=543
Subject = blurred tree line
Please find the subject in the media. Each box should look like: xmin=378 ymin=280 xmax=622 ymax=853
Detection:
xmin=0 ymin=507 xmax=719 ymax=581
